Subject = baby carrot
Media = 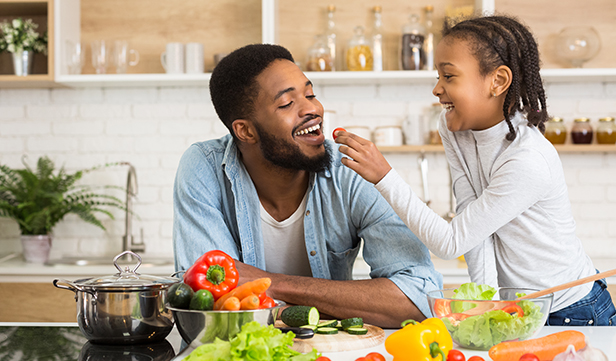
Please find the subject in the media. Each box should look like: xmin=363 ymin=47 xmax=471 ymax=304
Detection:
xmin=214 ymin=278 xmax=271 ymax=310
xmin=220 ymin=296 xmax=241 ymax=311
xmin=239 ymin=294 xmax=260 ymax=310
xmin=488 ymin=330 xmax=586 ymax=361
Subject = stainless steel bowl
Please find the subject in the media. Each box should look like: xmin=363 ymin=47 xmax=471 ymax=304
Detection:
xmin=169 ymin=300 xmax=285 ymax=347
xmin=53 ymin=251 xmax=181 ymax=345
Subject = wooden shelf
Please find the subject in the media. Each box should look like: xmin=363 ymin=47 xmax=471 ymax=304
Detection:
xmin=379 ymin=144 xmax=616 ymax=153
xmin=0 ymin=74 xmax=56 ymax=88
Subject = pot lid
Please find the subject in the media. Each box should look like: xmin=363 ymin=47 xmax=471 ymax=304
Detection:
xmin=73 ymin=251 xmax=180 ymax=291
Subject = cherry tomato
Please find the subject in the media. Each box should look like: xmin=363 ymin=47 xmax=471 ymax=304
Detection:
xmin=257 ymin=292 xmax=267 ymax=303
xmin=354 ymin=358 xmax=368 ymax=361
xmin=519 ymin=354 xmax=540 ymax=361
xmin=315 ymin=357 xmax=331 ymax=361
xmin=365 ymin=352 xmax=386 ymax=361
xmin=258 ymin=296 xmax=276 ymax=309
xmin=447 ymin=349 xmax=466 ymax=361
xmin=468 ymin=357 xmax=485 ymax=361
xmin=332 ymin=127 xmax=347 ymax=140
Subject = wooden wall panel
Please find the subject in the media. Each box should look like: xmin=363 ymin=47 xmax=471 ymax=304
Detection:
xmin=495 ymin=0 xmax=616 ymax=69
xmin=0 ymin=283 xmax=77 ymax=322
xmin=79 ymin=0 xmax=261 ymax=74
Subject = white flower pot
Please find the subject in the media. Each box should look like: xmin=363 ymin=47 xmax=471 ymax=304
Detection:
xmin=12 ymin=50 xmax=34 ymax=76
xmin=20 ymin=235 xmax=52 ymax=263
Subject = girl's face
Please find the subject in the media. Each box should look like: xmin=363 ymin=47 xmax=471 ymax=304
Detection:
xmin=432 ymin=37 xmax=505 ymax=133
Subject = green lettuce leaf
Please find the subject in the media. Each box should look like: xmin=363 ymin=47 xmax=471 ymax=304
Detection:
xmin=450 ymin=282 xmax=497 ymax=314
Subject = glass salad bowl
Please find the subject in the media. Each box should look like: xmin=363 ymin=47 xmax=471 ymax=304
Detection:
xmin=427 ymin=286 xmax=553 ymax=350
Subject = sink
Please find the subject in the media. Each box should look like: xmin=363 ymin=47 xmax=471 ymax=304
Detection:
xmin=46 ymin=255 xmax=175 ymax=267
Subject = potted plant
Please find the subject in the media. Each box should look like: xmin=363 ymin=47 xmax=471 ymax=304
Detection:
xmin=0 ymin=156 xmax=126 ymax=263
xmin=0 ymin=18 xmax=48 ymax=76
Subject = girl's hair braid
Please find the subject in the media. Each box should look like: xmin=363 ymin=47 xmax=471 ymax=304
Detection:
xmin=442 ymin=15 xmax=549 ymax=141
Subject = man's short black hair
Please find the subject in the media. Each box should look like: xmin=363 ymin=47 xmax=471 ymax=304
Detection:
xmin=209 ymin=44 xmax=295 ymax=139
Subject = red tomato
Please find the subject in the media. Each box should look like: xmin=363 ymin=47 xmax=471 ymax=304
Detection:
xmin=519 ymin=354 xmax=540 ymax=361
xmin=257 ymin=292 xmax=267 ymax=303
xmin=258 ymin=296 xmax=276 ymax=309
xmin=315 ymin=357 xmax=331 ymax=361
xmin=433 ymin=299 xmax=452 ymax=317
xmin=332 ymin=127 xmax=347 ymax=140
xmin=468 ymin=357 xmax=484 ymax=361
xmin=365 ymin=352 xmax=386 ymax=361
xmin=447 ymin=349 xmax=466 ymax=361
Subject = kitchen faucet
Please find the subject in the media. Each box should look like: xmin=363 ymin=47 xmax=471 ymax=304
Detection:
xmin=122 ymin=163 xmax=145 ymax=258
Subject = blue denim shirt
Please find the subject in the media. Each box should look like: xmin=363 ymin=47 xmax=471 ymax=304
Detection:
xmin=173 ymin=135 xmax=442 ymax=317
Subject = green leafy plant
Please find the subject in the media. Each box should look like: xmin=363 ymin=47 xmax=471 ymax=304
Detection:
xmin=0 ymin=156 xmax=126 ymax=235
xmin=0 ymin=18 xmax=48 ymax=54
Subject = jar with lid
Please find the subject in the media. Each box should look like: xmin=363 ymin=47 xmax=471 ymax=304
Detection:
xmin=400 ymin=13 xmax=425 ymax=70
xmin=306 ymin=35 xmax=333 ymax=71
xmin=571 ymin=117 xmax=593 ymax=144
xmin=325 ymin=5 xmax=338 ymax=71
xmin=371 ymin=6 xmax=383 ymax=71
xmin=596 ymin=117 xmax=616 ymax=144
xmin=427 ymin=103 xmax=442 ymax=144
xmin=544 ymin=117 xmax=567 ymax=144
xmin=346 ymin=26 xmax=373 ymax=71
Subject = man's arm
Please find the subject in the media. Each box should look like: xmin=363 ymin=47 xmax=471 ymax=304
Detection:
xmin=235 ymin=262 xmax=422 ymax=329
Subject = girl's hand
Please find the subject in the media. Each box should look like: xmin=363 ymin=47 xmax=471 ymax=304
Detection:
xmin=334 ymin=129 xmax=392 ymax=184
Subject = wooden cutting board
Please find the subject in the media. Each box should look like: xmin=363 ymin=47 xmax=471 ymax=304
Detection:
xmin=275 ymin=320 xmax=385 ymax=353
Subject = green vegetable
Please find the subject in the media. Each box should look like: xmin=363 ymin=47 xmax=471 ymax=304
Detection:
xmin=316 ymin=319 xmax=338 ymax=328
xmin=168 ymin=282 xmax=194 ymax=309
xmin=346 ymin=327 xmax=368 ymax=335
xmin=450 ymin=282 xmax=497 ymax=314
xmin=281 ymin=306 xmax=320 ymax=327
xmin=316 ymin=327 xmax=338 ymax=335
xmin=189 ymin=289 xmax=215 ymax=310
xmin=183 ymin=321 xmax=320 ymax=361
xmin=340 ymin=317 xmax=363 ymax=330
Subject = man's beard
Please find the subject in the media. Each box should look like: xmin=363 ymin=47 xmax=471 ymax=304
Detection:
xmin=254 ymin=122 xmax=331 ymax=173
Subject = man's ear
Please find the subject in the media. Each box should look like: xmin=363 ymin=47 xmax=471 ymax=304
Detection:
xmin=491 ymin=65 xmax=513 ymax=97
xmin=232 ymin=119 xmax=258 ymax=144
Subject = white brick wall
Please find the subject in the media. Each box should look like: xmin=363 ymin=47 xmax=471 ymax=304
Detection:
xmin=1 ymin=81 xmax=615 ymax=261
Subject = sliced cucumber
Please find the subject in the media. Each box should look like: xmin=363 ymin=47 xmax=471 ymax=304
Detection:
xmin=317 ymin=319 xmax=338 ymax=328
xmin=300 ymin=325 xmax=317 ymax=330
xmin=316 ymin=327 xmax=338 ymax=335
xmin=281 ymin=306 xmax=320 ymax=327
xmin=340 ymin=317 xmax=364 ymax=330
xmin=346 ymin=327 xmax=368 ymax=335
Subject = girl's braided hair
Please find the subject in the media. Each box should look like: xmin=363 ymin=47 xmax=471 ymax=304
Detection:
xmin=442 ymin=15 xmax=549 ymax=141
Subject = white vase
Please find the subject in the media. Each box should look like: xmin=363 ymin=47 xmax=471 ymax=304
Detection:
xmin=20 ymin=235 xmax=52 ymax=263
xmin=12 ymin=50 xmax=34 ymax=76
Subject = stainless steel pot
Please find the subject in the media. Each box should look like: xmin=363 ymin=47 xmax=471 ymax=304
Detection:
xmin=53 ymin=251 xmax=180 ymax=345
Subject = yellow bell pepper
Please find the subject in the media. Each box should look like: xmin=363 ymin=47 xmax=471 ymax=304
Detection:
xmin=385 ymin=318 xmax=453 ymax=361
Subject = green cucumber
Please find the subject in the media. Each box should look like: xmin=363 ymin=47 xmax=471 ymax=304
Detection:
xmin=316 ymin=327 xmax=338 ymax=335
xmin=280 ymin=306 xmax=320 ymax=327
xmin=346 ymin=327 xmax=368 ymax=335
xmin=317 ymin=319 xmax=338 ymax=328
xmin=300 ymin=325 xmax=317 ymax=330
xmin=340 ymin=317 xmax=364 ymax=330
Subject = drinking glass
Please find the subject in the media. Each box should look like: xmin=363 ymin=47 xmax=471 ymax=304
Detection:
xmin=91 ymin=40 xmax=111 ymax=74
xmin=113 ymin=40 xmax=140 ymax=74
xmin=65 ymin=40 xmax=84 ymax=75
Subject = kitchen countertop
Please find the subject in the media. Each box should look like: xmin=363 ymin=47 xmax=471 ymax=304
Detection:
xmin=1 ymin=322 xmax=614 ymax=360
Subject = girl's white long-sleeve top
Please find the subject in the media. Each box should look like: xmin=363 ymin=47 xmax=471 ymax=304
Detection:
xmin=375 ymin=111 xmax=595 ymax=311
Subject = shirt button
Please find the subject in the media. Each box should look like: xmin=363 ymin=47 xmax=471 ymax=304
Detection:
xmin=588 ymin=320 xmax=594 ymax=325
xmin=564 ymin=318 xmax=571 ymax=323
xmin=306 ymin=210 xmax=310 ymax=216
xmin=310 ymin=250 xmax=316 ymax=256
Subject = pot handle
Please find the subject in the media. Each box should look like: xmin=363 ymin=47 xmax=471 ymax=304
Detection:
xmin=170 ymin=270 xmax=185 ymax=278
xmin=53 ymin=279 xmax=98 ymax=301
xmin=113 ymin=250 xmax=142 ymax=274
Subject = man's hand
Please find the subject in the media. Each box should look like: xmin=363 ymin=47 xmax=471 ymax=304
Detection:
xmin=334 ymin=130 xmax=392 ymax=184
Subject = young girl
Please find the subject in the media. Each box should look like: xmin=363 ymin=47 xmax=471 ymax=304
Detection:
xmin=334 ymin=15 xmax=615 ymax=326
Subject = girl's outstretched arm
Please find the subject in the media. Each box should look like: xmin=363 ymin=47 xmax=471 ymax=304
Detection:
xmin=334 ymin=129 xmax=392 ymax=184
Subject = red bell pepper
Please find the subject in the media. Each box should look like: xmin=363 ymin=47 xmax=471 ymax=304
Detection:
xmin=183 ymin=250 xmax=239 ymax=300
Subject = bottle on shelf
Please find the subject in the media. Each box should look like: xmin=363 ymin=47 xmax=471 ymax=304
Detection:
xmin=596 ymin=117 xmax=616 ymax=144
xmin=371 ymin=6 xmax=383 ymax=72
xmin=544 ymin=117 xmax=567 ymax=144
xmin=571 ymin=117 xmax=593 ymax=144
xmin=423 ymin=5 xmax=435 ymax=71
xmin=400 ymin=13 xmax=426 ymax=70
xmin=325 ymin=5 xmax=338 ymax=71
xmin=306 ymin=35 xmax=334 ymax=71
xmin=346 ymin=26 xmax=373 ymax=71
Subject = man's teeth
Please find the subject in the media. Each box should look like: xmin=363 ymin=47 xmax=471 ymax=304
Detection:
xmin=295 ymin=123 xmax=321 ymax=136
xmin=443 ymin=104 xmax=454 ymax=112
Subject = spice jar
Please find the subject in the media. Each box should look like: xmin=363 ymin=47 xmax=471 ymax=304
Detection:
xmin=400 ymin=13 xmax=425 ymax=70
xmin=544 ymin=117 xmax=567 ymax=144
xmin=346 ymin=26 xmax=373 ymax=71
xmin=306 ymin=35 xmax=333 ymax=71
xmin=596 ymin=117 xmax=616 ymax=144
xmin=571 ymin=118 xmax=593 ymax=144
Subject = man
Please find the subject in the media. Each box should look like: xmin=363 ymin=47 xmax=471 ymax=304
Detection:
xmin=173 ymin=44 xmax=441 ymax=328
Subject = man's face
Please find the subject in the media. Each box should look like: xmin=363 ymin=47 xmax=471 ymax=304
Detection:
xmin=251 ymin=59 xmax=330 ymax=172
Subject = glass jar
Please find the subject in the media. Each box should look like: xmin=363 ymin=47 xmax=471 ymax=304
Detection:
xmin=346 ymin=26 xmax=373 ymax=71
xmin=306 ymin=35 xmax=334 ymax=71
xmin=596 ymin=117 xmax=616 ymax=144
xmin=400 ymin=13 xmax=425 ymax=70
xmin=544 ymin=117 xmax=567 ymax=144
xmin=371 ymin=6 xmax=383 ymax=72
xmin=571 ymin=117 xmax=593 ymax=144
xmin=325 ymin=5 xmax=338 ymax=71
xmin=428 ymin=103 xmax=442 ymax=145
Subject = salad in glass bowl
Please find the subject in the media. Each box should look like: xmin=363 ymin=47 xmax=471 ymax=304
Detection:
xmin=427 ymin=283 xmax=553 ymax=350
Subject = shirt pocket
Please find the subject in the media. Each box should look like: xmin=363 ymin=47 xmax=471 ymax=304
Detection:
xmin=326 ymin=244 xmax=360 ymax=281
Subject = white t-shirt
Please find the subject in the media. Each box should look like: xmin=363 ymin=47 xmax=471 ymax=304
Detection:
xmin=260 ymin=191 xmax=312 ymax=277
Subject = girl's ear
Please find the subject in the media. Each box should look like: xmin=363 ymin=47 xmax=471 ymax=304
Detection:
xmin=232 ymin=119 xmax=258 ymax=144
xmin=491 ymin=65 xmax=513 ymax=97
